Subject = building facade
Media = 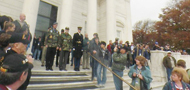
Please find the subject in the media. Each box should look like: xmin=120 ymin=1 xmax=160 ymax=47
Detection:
xmin=0 ymin=0 xmax=132 ymax=53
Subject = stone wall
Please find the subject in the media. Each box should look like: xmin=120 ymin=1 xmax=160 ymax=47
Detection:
xmin=150 ymin=50 xmax=190 ymax=82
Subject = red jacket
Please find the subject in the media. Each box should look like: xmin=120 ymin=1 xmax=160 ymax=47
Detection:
xmin=107 ymin=44 xmax=112 ymax=54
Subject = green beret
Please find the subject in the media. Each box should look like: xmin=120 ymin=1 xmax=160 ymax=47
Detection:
xmin=115 ymin=38 xmax=119 ymax=41
xmin=65 ymin=27 xmax=69 ymax=30
xmin=78 ymin=27 xmax=82 ymax=30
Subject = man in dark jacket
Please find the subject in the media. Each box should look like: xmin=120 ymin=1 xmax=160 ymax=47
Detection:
xmin=33 ymin=37 xmax=42 ymax=60
xmin=97 ymin=41 xmax=111 ymax=87
xmin=163 ymin=51 xmax=176 ymax=81
xmin=13 ymin=13 xmax=28 ymax=33
xmin=89 ymin=37 xmax=99 ymax=80
xmin=82 ymin=33 xmax=90 ymax=69
xmin=73 ymin=27 xmax=83 ymax=71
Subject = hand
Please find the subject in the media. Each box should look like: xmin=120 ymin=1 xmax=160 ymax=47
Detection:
xmin=46 ymin=45 xmax=48 ymax=47
xmin=114 ymin=47 xmax=118 ymax=52
xmin=26 ymin=55 xmax=34 ymax=64
xmin=133 ymin=73 xmax=136 ymax=77
xmin=138 ymin=74 xmax=143 ymax=80
xmin=87 ymin=42 xmax=89 ymax=44
xmin=93 ymin=50 xmax=96 ymax=54
xmin=69 ymin=49 xmax=71 ymax=52
xmin=56 ymin=47 xmax=59 ymax=50
xmin=59 ymin=48 xmax=62 ymax=51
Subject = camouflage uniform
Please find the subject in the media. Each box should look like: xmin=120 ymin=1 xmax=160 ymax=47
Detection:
xmin=44 ymin=29 xmax=60 ymax=70
xmin=59 ymin=33 xmax=72 ymax=70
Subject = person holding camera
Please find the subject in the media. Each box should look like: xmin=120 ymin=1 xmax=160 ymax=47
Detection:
xmin=128 ymin=56 xmax=152 ymax=90
xmin=112 ymin=46 xmax=127 ymax=90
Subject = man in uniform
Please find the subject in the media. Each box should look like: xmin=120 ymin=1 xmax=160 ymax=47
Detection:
xmin=73 ymin=27 xmax=83 ymax=71
xmin=44 ymin=22 xmax=60 ymax=71
xmin=41 ymin=26 xmax=51 ymax=67
xmin=59 ymin=27 xmax=72 ymax=71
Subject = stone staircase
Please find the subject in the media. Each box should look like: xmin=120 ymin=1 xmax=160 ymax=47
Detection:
xmin=27 ymin=60 xmax=165 ymax=90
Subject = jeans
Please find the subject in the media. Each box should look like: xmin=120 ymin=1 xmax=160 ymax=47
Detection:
xmin=83 ymin=51 xmax=90 ymax=69
xmin=41 ymin=47 xmax=47 ymax=66
xmin=166 ymin=68 xmax=173 ymax=81
xmin=97 ymin=63 xmax=107 ymax=85
xmin=91 ymin=58 xmax=98 ymax=80
xmin=59 ymin=50 xmax=69 ymax=70
xmin=113 ymin=69 xmax=123 ymax=90
xmin=74 ymin=57 xmax=81 ymax=69
xmin=33 ymin=49 xmax=41 ymax=60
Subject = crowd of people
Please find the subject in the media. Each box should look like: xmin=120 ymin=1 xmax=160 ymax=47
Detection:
xmin=0 ymin=13 xmax=190 ymax=90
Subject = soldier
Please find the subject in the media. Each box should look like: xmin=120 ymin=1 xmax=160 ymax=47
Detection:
xmin=59 ymin=27 xmax=72 ymax=71
xmin=44 ymin=22 xmax=60 ymax=71
xmin=73 ymin=27 xmax=83 ymax=71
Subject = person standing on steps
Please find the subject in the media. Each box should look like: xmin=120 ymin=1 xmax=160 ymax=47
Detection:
xmin=73 ymin=27 xmax=83 ymax=71
xmin=44 ymin=22 xmax=60 ymax=71
xmin=59 ymin=27 xmax=72 ymax=71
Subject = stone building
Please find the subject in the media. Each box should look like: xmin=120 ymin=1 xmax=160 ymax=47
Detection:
xmin=0 ymin=0 xmax=132 ymax=52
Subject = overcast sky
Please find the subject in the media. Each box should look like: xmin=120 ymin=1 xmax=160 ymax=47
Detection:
xmin=130 ymin=0 xmax=171 ymax=26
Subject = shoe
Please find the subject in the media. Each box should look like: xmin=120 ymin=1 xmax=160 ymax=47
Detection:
xmin=71 ymin=63 xmax=73 ymax=66
xmin=56 ymin=65 xmax=58 ymax=67
xmin=101 ymin=84 xmax=105 ymax=87
xmin=41 ymin=65 xmax=44 ymax=67
xmin=49 ymin=67 xmax=53 ymax=71
xmin=86 ymin=68 xmax=90 ymax=70
xmin=63 ymin=69 xmax=67 ymax=71
xmin=46 ymin=67 xmax=49 ymax=71
xmin=96 ymin=84 xmax=101 ymax=88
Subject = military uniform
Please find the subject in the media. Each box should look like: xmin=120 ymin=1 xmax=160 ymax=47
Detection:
xmin=73 ymin=27 xmax=83 ymax=71
xmin=59 ymin=27 xmax=72 ymax=71
xmin=44 ymin=28 xmax=59 ymax=70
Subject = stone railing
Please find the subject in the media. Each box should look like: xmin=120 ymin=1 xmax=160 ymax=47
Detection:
xmin=150 ymin=50 xmax=190 ymax=82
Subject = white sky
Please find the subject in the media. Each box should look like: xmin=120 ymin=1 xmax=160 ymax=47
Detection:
xmin=130 ymin=0 xmax=171 ymax=26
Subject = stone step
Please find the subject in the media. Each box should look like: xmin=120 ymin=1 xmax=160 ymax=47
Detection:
xmin=27 ymin=81 xmax=97 ymax=90
xmin=31 ymin=70 xmax=90 ymax=76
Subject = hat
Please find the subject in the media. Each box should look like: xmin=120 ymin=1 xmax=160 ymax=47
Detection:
xmin=53 ymin=22 xmax=58 ymax=25
xmin=100 ymin=41 xmax=106 ymax=46
xmin=115 ymin=38 xmax=119 ymax=41
xmin=9 ymin=33 xmax=30 ymax=44
xmin=120 ymin=47 xmax=126 ymax=51
xmin=65 ymin=27 xmax=69 ymax=30
xmin=78 ymin=27 xmax=82 ymax=30
xmin=61 ymin=29 xmax=64 ymax=32
xmin=167 ymin=51 xmax=171 ymax=54
xmin=155 ymin=42 xmax=158 ymax=45
xmin=0 ymin=54 xmax=31 ymax=73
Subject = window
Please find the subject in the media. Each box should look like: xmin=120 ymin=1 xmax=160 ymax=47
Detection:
xmin=35 ymin=1 xmax=58 ymax=37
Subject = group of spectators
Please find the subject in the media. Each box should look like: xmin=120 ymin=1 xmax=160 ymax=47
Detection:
xmin=0 ymin=14 xmax=34 ymax=90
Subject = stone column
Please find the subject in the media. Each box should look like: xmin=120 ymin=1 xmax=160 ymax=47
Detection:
xmin=22 ymin=0 xmax=40 ymax=54
xmin=125 ymin=0 xmax=133 ymax=43
xmin=57 ymin=0 xmax=73 ymax=32
xmin=106 ymin=0 xmax=116 ymax=43
xmin=86 ymin=0 xmax=97 ymax=39
xmin=150 ymin=50 xmax=167 ymax=82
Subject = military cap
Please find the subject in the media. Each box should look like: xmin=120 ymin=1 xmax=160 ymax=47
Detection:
xmin=78 ymin=27 xmax=82 ymax=30
xmin=0 ymin=54 xmax=31 ymax=73
xmin=61 ymin=29 xmax=64 ymax=32
xmin=53 ymin=22 xmax=58 ymax=25
xmin=115 ymin=38 xmax=119 ymax=41
xmin=65 ymin=27 xmax=69 ymax=30
xmin=9 ymin=33 xmax=30 ymax=44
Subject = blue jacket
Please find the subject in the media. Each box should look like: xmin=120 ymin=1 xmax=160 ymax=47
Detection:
xmin=128 ymin=65 xmax=152 ymax=90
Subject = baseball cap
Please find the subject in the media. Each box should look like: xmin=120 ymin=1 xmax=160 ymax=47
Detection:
xmin=9 ymin=33 xmax=30 ymax=44
xmin=0 ymin=54 xmax=31 ymax=73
